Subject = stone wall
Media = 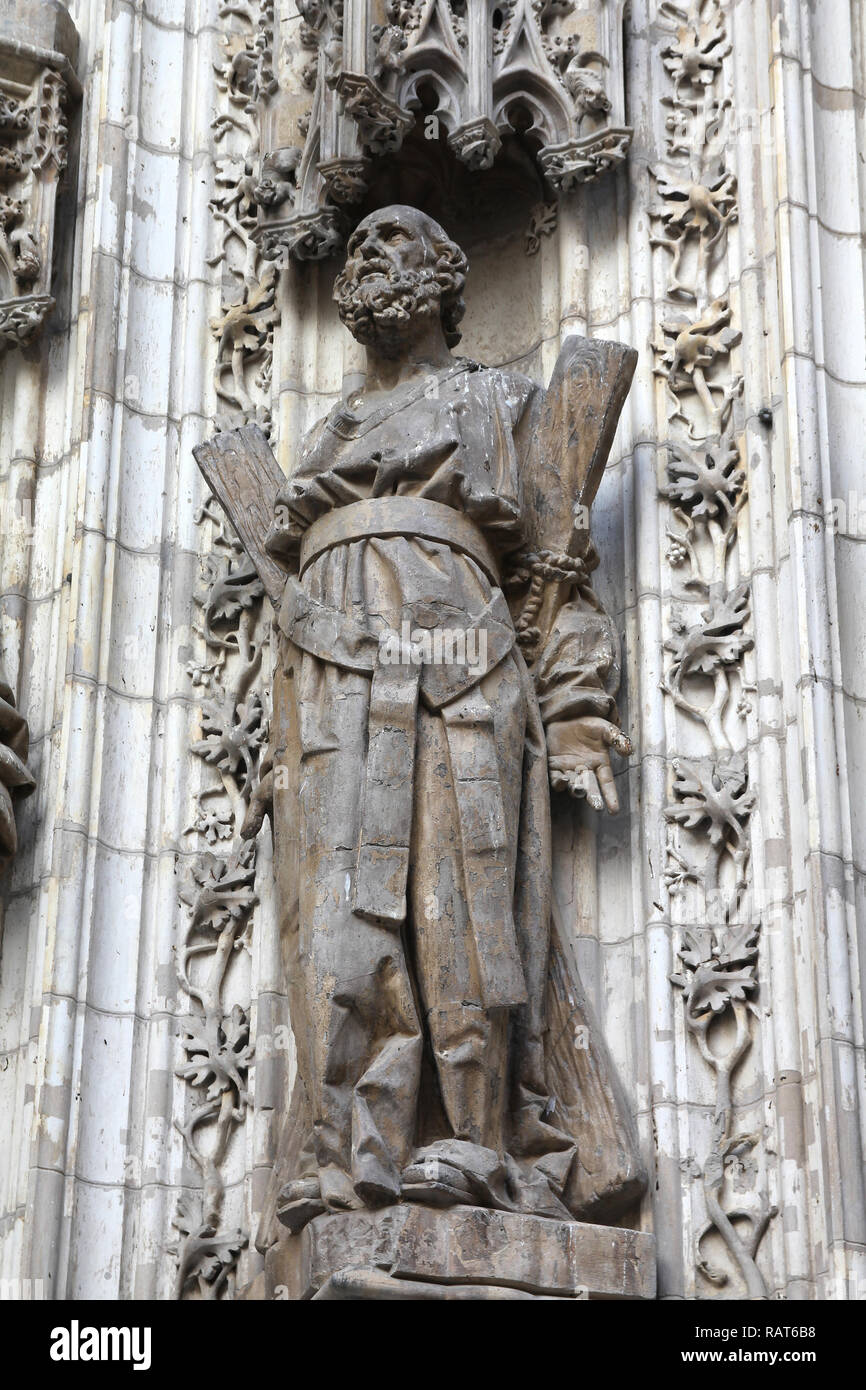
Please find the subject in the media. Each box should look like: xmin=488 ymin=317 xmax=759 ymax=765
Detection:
xmin=0 ymin=0 xmax=864 ymax=1301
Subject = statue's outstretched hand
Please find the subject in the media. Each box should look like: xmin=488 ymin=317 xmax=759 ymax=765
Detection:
xmin=546 ymin=716 xmax=632 ymax=815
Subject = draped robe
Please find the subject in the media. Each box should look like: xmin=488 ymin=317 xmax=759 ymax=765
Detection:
xmin=257 ymin=358 xmax=645 ymax=1241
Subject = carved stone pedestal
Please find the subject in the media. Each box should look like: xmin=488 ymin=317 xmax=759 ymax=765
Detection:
xmin=243 ymin=1206 xmax=656 ymax=1302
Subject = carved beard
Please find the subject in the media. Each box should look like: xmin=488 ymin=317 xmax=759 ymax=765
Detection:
xmin=335 ymin=263 xmax=442 ymax=350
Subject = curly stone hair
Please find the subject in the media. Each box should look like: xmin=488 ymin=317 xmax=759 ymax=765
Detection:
xmin=428 ymin=222 xmax=469 ymax=347
xmin=337 ymin=206 xmax=469 ymax=347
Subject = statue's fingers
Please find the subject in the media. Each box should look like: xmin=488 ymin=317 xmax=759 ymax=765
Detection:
xmin=574 ymin=768 xmax=603 ymax=811
xmin=554 ymin=764 xmax=589 ymax=800
xmin=604 ymin=726 xmax=633 ymax=759
xmin=549 ymin=759 xmax=579 ymax=794
xmin=597 ymin=761 xmax=620 ymax=815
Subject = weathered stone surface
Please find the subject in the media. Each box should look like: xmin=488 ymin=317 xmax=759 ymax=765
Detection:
xmin=0 ymin=0 xmax=863 ymax=1311
xmin=0 ymin=0 xmax=78 ymax=66
xmin=312 ymin=1270 xmax=547 ymax=1301
xmin=390 ymin=1205 xmax=653 ymax=1300
xmin=256 ymin=1204 xmax=655 ymax=1302
xmin=195 ymin=208 xmax=646 ymax=1290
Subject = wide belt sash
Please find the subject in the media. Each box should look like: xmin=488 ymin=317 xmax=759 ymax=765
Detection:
xmin=299 ymin=496 xmax=500 ymax=586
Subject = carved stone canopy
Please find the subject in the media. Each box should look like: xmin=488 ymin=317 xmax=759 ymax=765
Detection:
xmin=253 ymin=0 xmax=631 ymax=260
xmin=0 ymin=1 xmax=80 ymax=349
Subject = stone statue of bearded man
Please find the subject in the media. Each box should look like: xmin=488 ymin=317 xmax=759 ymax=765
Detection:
xmin=197 ymin=205 xmax=645 ymax=1251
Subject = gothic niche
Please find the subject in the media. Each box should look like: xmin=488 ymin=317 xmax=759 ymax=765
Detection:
xmin=251 ymin=0 xmax=632 ymax=260
xmin=0 ymin=2 xmax=80 ymax=349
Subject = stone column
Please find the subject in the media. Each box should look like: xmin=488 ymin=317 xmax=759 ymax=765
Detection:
xmin=0 ymin=0 xmax=233 ymax=1299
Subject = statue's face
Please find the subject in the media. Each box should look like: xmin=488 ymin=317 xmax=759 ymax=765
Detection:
xmin=346 ymin=208 xmax=433 ymax=281
xmin=334 ymin=206 xmax=447 ymax=354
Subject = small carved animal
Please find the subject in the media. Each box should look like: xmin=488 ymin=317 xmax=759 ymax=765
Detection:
xmin=564 ymin=56 xmax=612 ymax=124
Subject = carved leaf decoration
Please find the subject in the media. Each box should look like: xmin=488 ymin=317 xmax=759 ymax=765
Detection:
xmin=525 ymin=201 xmax=558 ymax=256
xmin=663 ymin=436 xmax=744 ymax=519
xmin=191 ymin=805 xmax=234 ymax=844
xmin=656 ymin=1 xmax=774 ymax=1303
xmin=205 ymin=563 xmax=264 ymax=628
xmin=179 ymin=844 xmax=258 ymax=933
xmin=672 ymin=925 xmax=759 ymax=1017
xmin=701 ymin=582 xmax=751 ymax=641
xmin=651 ymin=167 xmax=737 ymax=226
xmin=665 ymin=584 xmax=753 ymax=680
xmin=655 ymin=299 xmax=742 ymax=382
xmin=193 ymin=690 xmax=265 ymax=792
xmin=196 ymin=1235 xmax=246 ymax=1284
xmin=170 ymin=1192 xmax=247 ymax=1295
xmin=714 ymin=923 xmax=761 ymax=980
xmin=665 ymin=757 xmax=754 ymax=847
xmin=213 ymin=152 xmax=247 ymax=185
xmin=676 ymin=933 xmax=711 ymax=974
xmin=660 ymin=1 xmax=731 ymax=90
xmin=680 ymin=959 xmax=756 ymax=1016
xmin=170 ymin=1191 xmax=201 ymax=1241
xmin=178 ymin=1005 xmax=253 ymax=1104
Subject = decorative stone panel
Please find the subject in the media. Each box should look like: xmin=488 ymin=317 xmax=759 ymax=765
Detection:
xmin=253 ymin=0 xmax=632 ymax=260
xmin=0 ymin=1 xmax=80 ymax=348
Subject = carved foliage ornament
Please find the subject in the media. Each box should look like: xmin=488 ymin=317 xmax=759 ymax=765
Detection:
xmin=171 ymin=0 xmax=276 ymax=1299
xmin=251 ymin=0 xmax=632 ymax=260
xmin=0 ymin=14 xmax=80 ymax=348
xmin=651 ymin=0 xmax=774 ymax=1297
xmin=172 ymin=499 xmax=269 ymax=1300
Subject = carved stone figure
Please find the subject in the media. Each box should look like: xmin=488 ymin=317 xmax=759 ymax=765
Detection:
xmin=195 ymin=205 xmax=652 ymax=1298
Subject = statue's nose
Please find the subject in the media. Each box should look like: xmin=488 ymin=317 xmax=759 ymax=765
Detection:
xmin=359 ymin=232 xmax=384 ymax=259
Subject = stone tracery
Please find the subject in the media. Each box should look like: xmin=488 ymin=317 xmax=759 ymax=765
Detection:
xmin=251 ymin=0 xmax=632 ymax=260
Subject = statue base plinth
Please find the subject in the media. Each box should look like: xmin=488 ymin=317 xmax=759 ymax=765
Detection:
xmin=243 ymin=1204 xmax=655 ymax=1301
